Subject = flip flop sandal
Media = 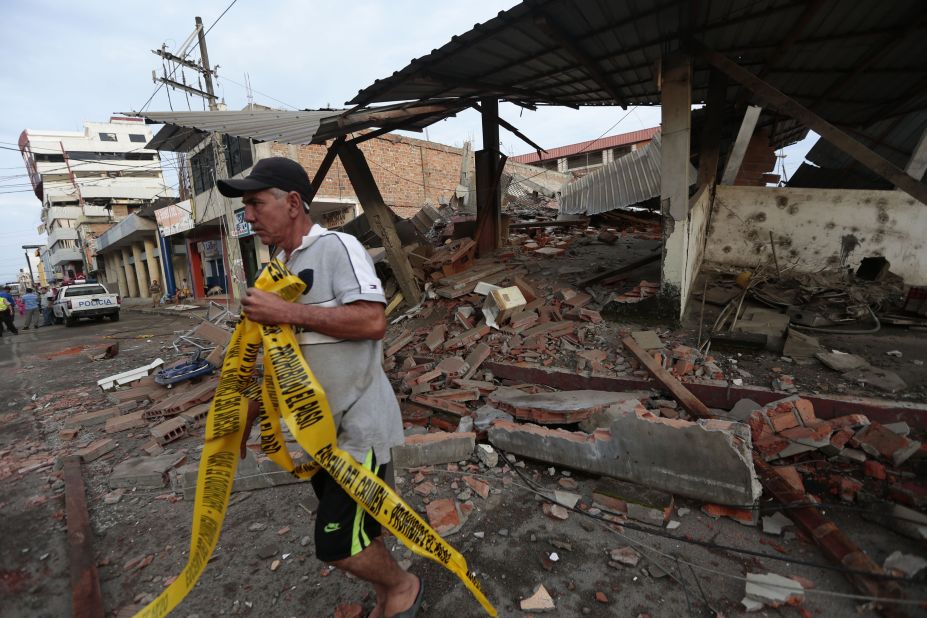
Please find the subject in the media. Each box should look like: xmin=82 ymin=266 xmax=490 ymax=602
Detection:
xmin=390 ymin=578 xmax=424 ymax=618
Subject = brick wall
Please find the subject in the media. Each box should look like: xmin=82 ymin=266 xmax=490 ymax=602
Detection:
xmin=269 ymin=133 xmax=464 ymax=213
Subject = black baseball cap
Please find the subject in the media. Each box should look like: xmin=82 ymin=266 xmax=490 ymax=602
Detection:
xmin=216 ymin=156 xmax=313 ymax=207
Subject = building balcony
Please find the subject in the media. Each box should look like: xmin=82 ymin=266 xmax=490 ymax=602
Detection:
xmin=47 ymin=247 xmax=83 ymax=267
xmin=47 ymin=227 xmax=79 ymax=246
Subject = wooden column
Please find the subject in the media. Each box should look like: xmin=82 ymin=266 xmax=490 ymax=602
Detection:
xmin=659 ymin=53 xmax=692 ymax=308
xmin=475 ymin=97 xmax=502 ymax=256
xmin=338 ymin=142 xmax=422 ymax=306
xmin=697 ymin=69 xmax=727 ymax=188
xmin=63 ymin=456 xmax=104 ymax=618
xmin=720 ymin=105 xmax=762 ymax=185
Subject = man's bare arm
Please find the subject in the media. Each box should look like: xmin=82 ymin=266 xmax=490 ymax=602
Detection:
xmin=241 ymin=288 xmax=386 ymax=340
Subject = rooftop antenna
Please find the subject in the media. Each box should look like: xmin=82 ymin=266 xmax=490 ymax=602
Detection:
xmin=245 ymin=72 xmax=254 ymax=110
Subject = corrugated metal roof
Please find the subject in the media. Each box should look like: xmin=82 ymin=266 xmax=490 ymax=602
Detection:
xmin=349 ymin=0 xmax=924 ymax=156
xmin=559 ymin=131 xmax=695 ymax=215
xmin=133 ymin=102 xmax=469 ymax=152
xmin=511 ymin=127 xmax=659 ymax=164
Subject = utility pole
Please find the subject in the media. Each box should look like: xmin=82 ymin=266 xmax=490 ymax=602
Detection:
xmin=150 ymin=16 xmax=247 ymax=301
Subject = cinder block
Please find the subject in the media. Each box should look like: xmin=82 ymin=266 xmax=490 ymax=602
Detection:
xmin=77 ymin=438 xmax=117 ymax=462
xmin=391 ymin=432 xmax=476 ymax=469
xmin=105 ymin=411 xmax=148 ymax=434
xmin=151 ymin=417 xmax=188 ymax=446
xmin=179 ymin=403 xmax=211 ymax=429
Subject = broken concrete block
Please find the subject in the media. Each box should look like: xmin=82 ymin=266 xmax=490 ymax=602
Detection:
xmin=109 ymin=452 xmax=186 ymax=489
xmin=59 ymin=427 xmax=80 ymax=441
xmin=744 ymin=572 xmax=804 ymax=607
xmin=489 ymin=412 xmax=760 ymax=505
xmin=815 ymin=350 xmax=869 ymax=372
xmin=883 ymin=551 xmax=927 ymax=578
xmin=519 ymin=584 xmax=555 ymax=612
xmin=630 ymin=330 xmax=663 ymax=351
xmin=390 ymin=432 xmax=475 ymax=469
xmin=782 ymin=329 xmax=821 ymax=365
xmin=854 ymin=422 xmax=921 ymax=466
xmin=727 ymin=399 xmax=762 ymax=422
xmin=843 ymin=366 xmax=907 ymax=393
xmin=476 ymin=444 xmax=498 ymax=468
xmin=436 ymin=356 xmax=469 ymax=378
xmin=578 ymin=396 xmax=647 ymax=432
xmin=472 ymin=405 xmax=513 ymax=431
xmin=593 ymin=478 xmax=672 ymax=525
xmin=77 ymin=438 xmax=117 ymax=462
xmin=424 ymin=324 xmax=446 ymax=352
xmin=461 ymin=343 xmax=491 ymax=380
xmin=150 ymin=417 xmax=188 ymax=446
xmin=425 ymin=498 xmax=465 ymax=536
xmin=179 ymin=403 xmax=211 ymax=429
xmin=489 ymin=388 xmax=637 ymax=425
xmin=482 ymin=286 xmax=526 ymax=328
xmin=761 ymin=512 xmax=793 ymax=536
xmin=609 ymin=546 xmax=641 ymax=567
xmin=173 ymin=449 xmax=304 ymax=500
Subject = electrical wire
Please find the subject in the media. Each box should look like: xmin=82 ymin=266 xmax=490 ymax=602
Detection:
xmin=492 ymin=448 xmax=924 ymax=593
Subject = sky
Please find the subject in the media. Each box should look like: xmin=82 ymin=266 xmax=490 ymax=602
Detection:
xmin=0 ymin=0 xmax=816 ymax=284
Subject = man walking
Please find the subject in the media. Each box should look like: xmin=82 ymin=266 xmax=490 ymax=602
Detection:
xmin=0 ymin=286 xmax=18 ymax=334
xmin=217 ymin=157 xmax=422 ymax=618
xmin=21 ymin=288 xmax=40 ymax=329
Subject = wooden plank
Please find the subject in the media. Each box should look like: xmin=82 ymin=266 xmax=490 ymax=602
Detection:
xmin=575 ymin=253 xmax=660 ymax=287
xmin=720 ymin=105 xmax=762 ymax=185
xmin=696 ymin=42 xmax=927 ymax=206
xmin=63 ymin=456 xmax=105 ymax=618
xmin=339 ymin=143 xmax=422 ymax=305
xmin=621 ymin=336 xmax=712 ymax=419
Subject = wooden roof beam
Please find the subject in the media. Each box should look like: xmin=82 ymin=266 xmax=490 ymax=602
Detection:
xmin=695 ymin=42 xmax=927 ymax=206
xmin=471 ymin=101 xmax=547 ymax=157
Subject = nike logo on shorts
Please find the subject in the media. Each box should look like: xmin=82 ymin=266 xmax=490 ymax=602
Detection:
xmin=324 ymin=522 xmax=341 ymax=533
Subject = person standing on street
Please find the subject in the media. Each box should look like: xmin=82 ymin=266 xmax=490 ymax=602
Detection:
xmin=217 ymin=157 xmax=421 ymax=618
xmin=21 ymin=288 xmax=40 ymax=329
xmin=149 ymin=280 xmax=162 ymax=308
xmin=42 ymin=287 xmax=55 ymax=326
xmin=0 ymin=286 xmax=18 ymax=334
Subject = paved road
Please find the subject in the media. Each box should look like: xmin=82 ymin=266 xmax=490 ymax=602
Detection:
xmin=0 ymin=310 xmax=196 ymax=618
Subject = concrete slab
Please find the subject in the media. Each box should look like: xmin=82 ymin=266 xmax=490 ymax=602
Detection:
xmin=815 ymin=350 xmax=869 ymax=373
xmin=489 ymin=388 xmax=640 ymax=425
xmin=744 ymin=572 xmax=804 ymax=606
xmin=843 ymin=366 xmax=907 ymax=393
xmin=390 ymin=432 xmax=475 ymax=469
xmin=489 ymin=412 xmax=760 ymax=505
xmin=109 ymin=452 xmax=186 ymax=489
xmin=630 ymin=330 xmax=663 ymax=350
xmin=173 ymin=449 xmax=305 ymax=500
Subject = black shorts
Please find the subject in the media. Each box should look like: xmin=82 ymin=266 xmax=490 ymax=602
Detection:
xmin=310 ymin=449 xmax=387 ymax=562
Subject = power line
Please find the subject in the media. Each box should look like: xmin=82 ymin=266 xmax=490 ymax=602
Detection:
xmin=136 ymin=0 xmax=239 ymax=113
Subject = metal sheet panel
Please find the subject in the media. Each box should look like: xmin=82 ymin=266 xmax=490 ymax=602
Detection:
xmin=559 ymin=132 xmax=696 ymax=215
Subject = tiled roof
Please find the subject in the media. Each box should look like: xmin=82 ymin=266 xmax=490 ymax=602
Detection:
xmin=511 ymin=127 xmax=659 ymax=164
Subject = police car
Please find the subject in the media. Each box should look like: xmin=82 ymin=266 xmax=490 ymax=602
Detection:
xmin=53 ymin=282 xmax=120 ymax=326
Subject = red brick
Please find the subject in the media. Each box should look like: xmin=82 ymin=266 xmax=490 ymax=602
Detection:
xmin=793 ymin=399 xmax=816 ymax=425
xmin=863 ymin=460 xmax=886 ymax=480
xmin=463 ymin=475 xmax=490 ymax=499
xmin=702 ymin=503 xmax=755 ymax=525
xmin=774 ymin=466 xmax=805 ymax=494
xmin=767 ymin=408 xmax=800 ymax=433
xmin=425 ymin=498 xmax=463 ymax=535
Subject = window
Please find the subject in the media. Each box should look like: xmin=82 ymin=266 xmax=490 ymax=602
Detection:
xmin=99 ymin=133 xmax=117 ymax=142
xmin=35 ymin=154 xmax=65 ymax=163
xmin=224 ymin=135 xmax=254 ymax=178
xmin=128 ymin=134 xmax=147 ymax=143
xmin=190 ymin=145 xmax=217 ymax=195
xmin=62 ymin=285 xmax=106 ymax=297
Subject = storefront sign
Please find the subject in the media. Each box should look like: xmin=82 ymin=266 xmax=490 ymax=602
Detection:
xmin=197 ymin=240 xmax=220 ymax=258
xmin=233 ymin=208 xmax=253 ymax=238
xmin=155 ymin=201 xmax=195 ymax=237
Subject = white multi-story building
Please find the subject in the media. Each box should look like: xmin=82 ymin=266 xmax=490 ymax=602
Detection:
xmin=19 ymin=117 xmax=171 ymax=283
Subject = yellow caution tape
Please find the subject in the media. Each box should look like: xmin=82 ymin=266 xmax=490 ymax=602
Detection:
xmin=134 ymin=259 xmax=496 ymax=618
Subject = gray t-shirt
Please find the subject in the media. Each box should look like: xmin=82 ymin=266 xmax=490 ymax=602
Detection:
xmin=283 ymin=224 xmax=403 ymax=464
